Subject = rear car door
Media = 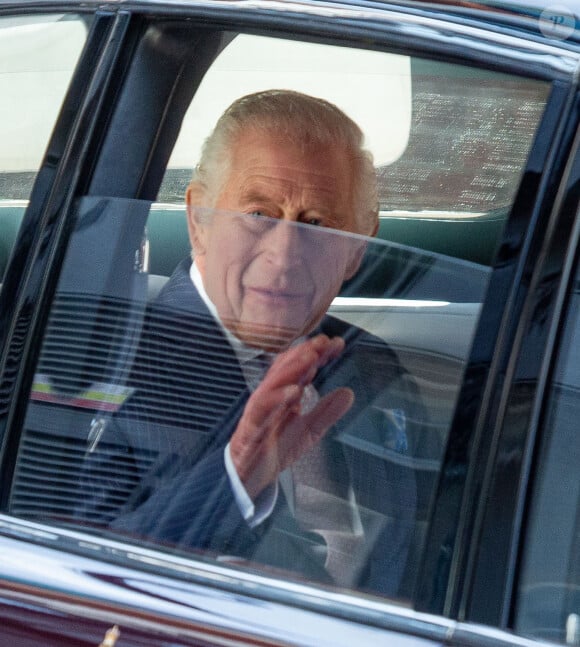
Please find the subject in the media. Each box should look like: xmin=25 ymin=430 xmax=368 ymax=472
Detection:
xmin=0 ymin=1 xmax=578 ymax=645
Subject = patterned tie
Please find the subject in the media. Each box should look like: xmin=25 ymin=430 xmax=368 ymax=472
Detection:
xmin=242 ymin=352 xmax=271 ymax=392
xmin=243 ymin=352 xmax=365 ymax=586
xmin=289 ymin=385 xmax=366 ymax=586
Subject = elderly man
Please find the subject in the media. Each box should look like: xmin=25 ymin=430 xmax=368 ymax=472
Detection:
xmin=79 ymin=90 xmax=422 ymax=596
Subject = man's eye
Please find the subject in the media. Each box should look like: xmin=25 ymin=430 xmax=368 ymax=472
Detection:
xmin=304 ymin=217 xmax=323 ymax=227
xmin=240 ymin=210 xmax=277 ymax=233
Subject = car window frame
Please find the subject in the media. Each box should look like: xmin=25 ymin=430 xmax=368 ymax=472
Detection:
xmin=0 ymin=1 xmax=578 ymax=637
xmin=464 ymin=113 xmax=580 ymax=633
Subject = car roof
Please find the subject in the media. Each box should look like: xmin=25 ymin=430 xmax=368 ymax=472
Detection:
xmin=0 ymin=0 xmax=566 ymax=11
xmin=324 ymin=0 xmax=580 ymax=47
xmin=345 ymin=0 xmax=567 ymax=17
xmin=3 ymin=0 xmax=578 ymax=47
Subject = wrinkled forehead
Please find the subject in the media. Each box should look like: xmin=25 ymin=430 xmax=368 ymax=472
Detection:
xmin=230 ymin=126 xmax=353 ymax=165
xmin=227 ymin=129 xmax=355 ymax=201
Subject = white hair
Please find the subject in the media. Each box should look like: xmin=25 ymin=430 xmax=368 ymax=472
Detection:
xmin=191 ymin=89 xmax=379 ymax=234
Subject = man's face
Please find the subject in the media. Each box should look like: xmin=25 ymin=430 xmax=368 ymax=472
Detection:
xmin=187 ymin=128 xmax=369 ymax=350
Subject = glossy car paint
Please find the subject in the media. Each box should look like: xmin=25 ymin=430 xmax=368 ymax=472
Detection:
xmin=0 ymin=515 xmax=560 ymax=646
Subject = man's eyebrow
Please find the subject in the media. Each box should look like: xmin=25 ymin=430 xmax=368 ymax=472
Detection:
xmin=238 ymin=179 xmax=342 ymax=221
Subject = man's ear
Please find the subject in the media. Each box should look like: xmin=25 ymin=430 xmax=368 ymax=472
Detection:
xmin=185 ymin=181 xmax=209 ymax=255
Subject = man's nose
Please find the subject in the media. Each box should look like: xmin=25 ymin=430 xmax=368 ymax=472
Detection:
xmin=263 ymin=219 xmax=303 ymax=267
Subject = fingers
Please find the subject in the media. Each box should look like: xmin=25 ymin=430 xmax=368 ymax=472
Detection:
xmin=262 ymin=334 xmax=344 ymax=391
xmin=316 ymin=387 xmax=355 ymax=424
xmin=269 ymin=386 xmax=354 ymax=473
xmin=230 ymin=382 xmax=303 ymax=497
xmin=299 ymin=387 xmax=354 ymax=444
xmin=242 ymin=383 xmax=302 ymax=435
xmin=230 ymin=334 xmax=349 ymax=497
xmin=232 ymin=385 xmax=354 ymax=498
xmin=247 ymin=334 xmax=345 ymax=430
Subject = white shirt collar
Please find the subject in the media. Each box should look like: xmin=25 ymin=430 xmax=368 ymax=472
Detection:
xmin=189 ymin=259 xmax=273 ymax=388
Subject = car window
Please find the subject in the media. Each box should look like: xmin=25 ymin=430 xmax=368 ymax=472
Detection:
xmin=515 ymin=246 xmax=580 ymax=643
xmin=159 ymin=35 xmax=548 ymax=266
xmin=0 ymin=13 xmax=88 ymax=283
xmin=11 ymin=33 xmax=550 ymax=606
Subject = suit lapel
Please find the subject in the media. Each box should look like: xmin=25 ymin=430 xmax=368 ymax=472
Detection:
xmin=127 ymin=258 xmax=248 ymax=438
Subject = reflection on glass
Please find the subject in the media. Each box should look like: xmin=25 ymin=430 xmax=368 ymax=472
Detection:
xmin=191 ymin=209 xmax=371 ymax=350
xmin=0 ymin=14 xmax=88 ymax=188
xmin=17 ymin=199 xmax=490 ymax=602
xmin=0 ymin=14 xmax=89 ymax=282
xmin=516 ymin=273 xmax=580 ymax=643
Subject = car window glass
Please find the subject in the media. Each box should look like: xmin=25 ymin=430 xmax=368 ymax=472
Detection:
xmin=515 ymin=249 xmax=580 ymax=643
xmin=12 ymin=34 xmax=549 ymax=607
xmin=0 ymin=14 xmax=88 ymax=283
xmin=159 ymin=34 xmax=548 ymax=242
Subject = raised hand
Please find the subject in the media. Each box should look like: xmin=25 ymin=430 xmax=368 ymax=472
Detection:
xmin=229 ymin=334 xmax=354 ymax=499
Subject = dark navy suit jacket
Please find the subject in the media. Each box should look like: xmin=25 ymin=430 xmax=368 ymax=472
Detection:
xmin=77 ymin=258 xmax=425 ymax=596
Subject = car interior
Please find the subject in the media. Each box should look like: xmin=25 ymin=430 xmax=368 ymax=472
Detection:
xmin=0 ymin=15 xmax=553 ymax=606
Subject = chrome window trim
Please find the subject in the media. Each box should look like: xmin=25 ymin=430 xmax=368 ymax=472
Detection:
xmin=119 ymin=0 xmax=580 ymax=77
xmin=0 ymin=515 xmax=451 ymax=643
xmin=1 ymin=0 xmax=578 ymax=75
xmin=0 ymin=515 xmax=562 ymax=646
xmin=0 ymin=515 xmax=551 ymax=647
xmin=500 ymin=134 xmax=580 ymax=627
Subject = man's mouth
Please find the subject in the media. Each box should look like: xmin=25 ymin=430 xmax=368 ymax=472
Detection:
xmin=246 ymin=286 xmax=307 ymax=301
